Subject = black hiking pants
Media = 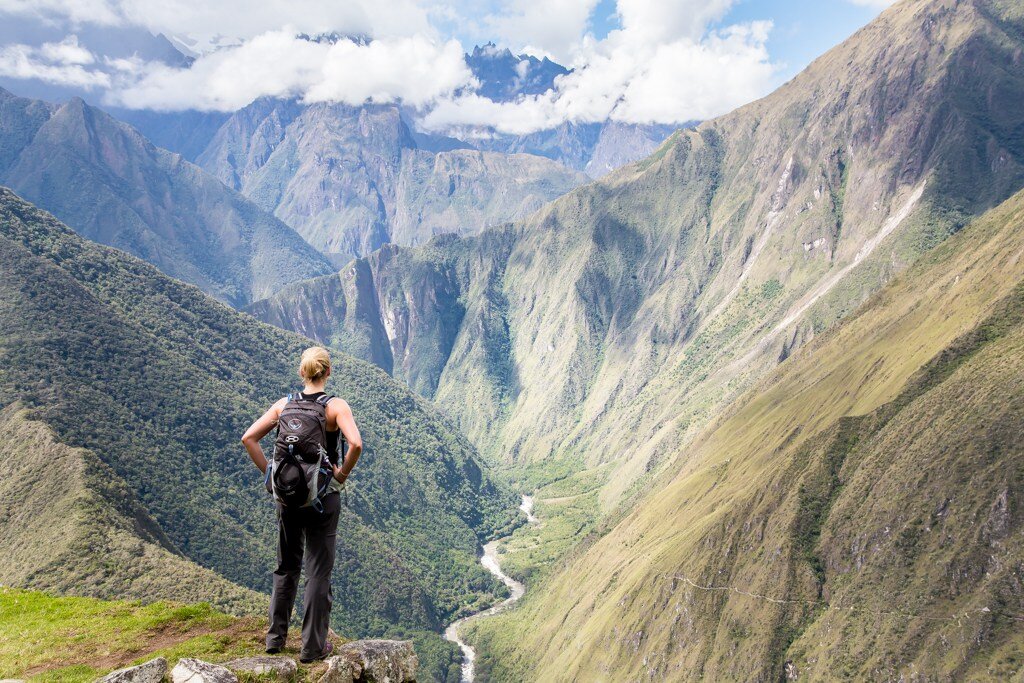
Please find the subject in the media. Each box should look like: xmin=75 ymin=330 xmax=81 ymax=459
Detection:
xmin=267 ymin=492 xmax=340 ymax=658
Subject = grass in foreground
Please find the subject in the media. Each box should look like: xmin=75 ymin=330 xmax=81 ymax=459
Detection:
xmin=0 ymin=588 xmax=337 ymax=682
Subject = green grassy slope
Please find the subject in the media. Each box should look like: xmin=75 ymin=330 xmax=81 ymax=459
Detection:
xmin=0 ymin=406 xmax=264 ymax=615
xmin=250 ymin=0 xmax=1024 ymax=518
xmin=0 ymin=187 xmax=520 ymax=681
xmin=0 ymin=88 xmax=333 ymax=306
xmin=0 ymin=588 xmax=339 ymax=682
xmin=468 ymin=185 xmax=1024 ymax=681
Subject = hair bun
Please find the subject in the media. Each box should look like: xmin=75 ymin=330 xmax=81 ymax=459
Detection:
xmin=299 ymin=346 xmax=331 ymax=383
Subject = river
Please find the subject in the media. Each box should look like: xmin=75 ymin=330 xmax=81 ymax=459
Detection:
xmin=443 ymin=495 xmax=535 ymax=682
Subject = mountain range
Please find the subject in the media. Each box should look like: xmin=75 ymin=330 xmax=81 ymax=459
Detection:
xmin=194 ymin=98 xmax=589 ymax=265
xmin=0 ymin=39 xmax=681 ymax=287
xmin=0 ymin=87 xmax=334 ymax=306
xmin=1 ymin=0 xmax=1023 ymax=680
xmin=251 ymin=0 xmax=1024 ymax=502
xmin=247 ymin=0 xmax=1024 ymax=676
xmin=473 ymin=164 xmax=1024 ymax=683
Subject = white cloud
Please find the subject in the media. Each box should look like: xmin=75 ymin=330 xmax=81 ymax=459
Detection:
xmin=0 ymin=0 xmax=434 ymax=46
xmin=1 ymin=0 xmax=783 ymax=133
xmin=305 ymin=36 xmax=471 ymax=107
xmin=0 ymin=0 xmax=123 ymax=27
xmin=483 ymin=0 xmax=599 ymax=63
xmin=0 ymin=35 xmax=110 ymax=88
xmin=616 ymin=0 xmax=733 ymax=43
xmin=423 ymin=1 xmax=777 ymax=134
xmin=106 ymin=32 xmax=473 ymax=111
xmin=38 ymin=35 xmax=96 ymax=64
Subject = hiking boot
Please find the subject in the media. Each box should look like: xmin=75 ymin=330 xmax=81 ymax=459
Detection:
xmin=300 ymin=640 xmax=333 ymax=663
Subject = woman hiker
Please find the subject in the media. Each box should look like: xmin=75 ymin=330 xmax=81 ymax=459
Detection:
xmin=241 ymin=346 xmax=363 ymax=662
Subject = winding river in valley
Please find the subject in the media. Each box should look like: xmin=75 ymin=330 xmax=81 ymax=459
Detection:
xmin=444 ymin=495 xmax=536 ymax=682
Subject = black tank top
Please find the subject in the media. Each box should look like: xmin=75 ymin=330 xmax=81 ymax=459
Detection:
xmin=299 ymin=391 xmax=342 ymax=464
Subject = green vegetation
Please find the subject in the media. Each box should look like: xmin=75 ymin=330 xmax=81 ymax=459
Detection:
xmin=5 ymin=0 xmax=1024 ymax=680
xmin=250 ymin=0 xmax=1024 ymax=536
xmin=469 ymin=185 xmax=1024 ymax=681
xmin=0 ymin=188 xmax=520 ymax=681
xmin=0 ymin=588 xmax=342 ymax=682
xmin=491 ymin=461 xmax=607 ymax=585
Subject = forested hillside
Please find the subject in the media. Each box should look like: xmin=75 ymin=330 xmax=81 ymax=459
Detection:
xmin=0 ymin=187 xmax=519 ymax=681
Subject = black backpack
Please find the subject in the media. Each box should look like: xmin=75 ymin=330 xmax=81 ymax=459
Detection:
xmin=264 ymin=392 xmax=338 ymax=512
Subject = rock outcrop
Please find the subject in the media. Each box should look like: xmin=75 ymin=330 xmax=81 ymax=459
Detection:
xmin=170 ymin=659 xmax=237 ymax=683
xmin=223 ymin=656 xmax=297 ymax=680
xmin=96 ymin=658 xmax=167 ymax=683
xmin=319 ymin=640 xmax=418 ymax=682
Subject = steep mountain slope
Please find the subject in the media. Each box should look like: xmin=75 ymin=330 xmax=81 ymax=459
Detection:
xmin=112 ymin=108 xmax=230 ymax=164
xmin=197 ymin=99 xmax=588 ymax=265
xmin=252 ymin=0 xmax=1024 ymax=511
xmin=0 ymin=407 xmax=264 ymax=615
xmin=0 ymin=88 xmax=333 ymax=306
xmin=464 ymin=44 xmax=570 ymax=102
xmin=469 ymin=179 xmax=1024 ymax=682
xmin=0 ymin=187 xmax=518 ymax=680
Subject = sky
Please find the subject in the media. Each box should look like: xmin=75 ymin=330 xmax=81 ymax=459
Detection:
xmin=0 ymin=0 xmax=895 ymax=134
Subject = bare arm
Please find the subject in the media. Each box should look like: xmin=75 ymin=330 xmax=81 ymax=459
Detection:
xmin=241 ymin=398 xmax=286 ymax=474
xmin=330 ymin=399 xmax=363 ymax=484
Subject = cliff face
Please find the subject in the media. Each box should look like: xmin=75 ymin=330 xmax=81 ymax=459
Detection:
xmin=0 ymin=89 xmax=333 ymax=306
xmin=251 ymin=0 xmax=1024 ymax=505
xmin=197 ymin=100 xmax=588 ymax=264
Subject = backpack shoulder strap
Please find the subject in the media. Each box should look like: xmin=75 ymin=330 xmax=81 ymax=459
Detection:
xmin=315 ymin=394 xmax=334 ymax=407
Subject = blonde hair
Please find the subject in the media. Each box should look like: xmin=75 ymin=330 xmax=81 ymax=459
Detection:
xmin=299 ymin=346 xmax=331 ymax=383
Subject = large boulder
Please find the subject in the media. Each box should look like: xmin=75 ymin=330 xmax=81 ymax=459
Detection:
xmin=223 ymin=656 xmax=297 ymax=680
xmin=96 ymin=658 xmax=167 ymax=683
xmin=170 ymin=659 xmax=237 ymax=683
xmin=318 ymin=640 xmax=417 ymax=682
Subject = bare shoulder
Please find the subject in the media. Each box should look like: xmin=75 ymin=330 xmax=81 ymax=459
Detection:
xmin=270 ymin=396 xmax=288 ymax=416
xmin=328 ymin=396 xmax=352 ymax=415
